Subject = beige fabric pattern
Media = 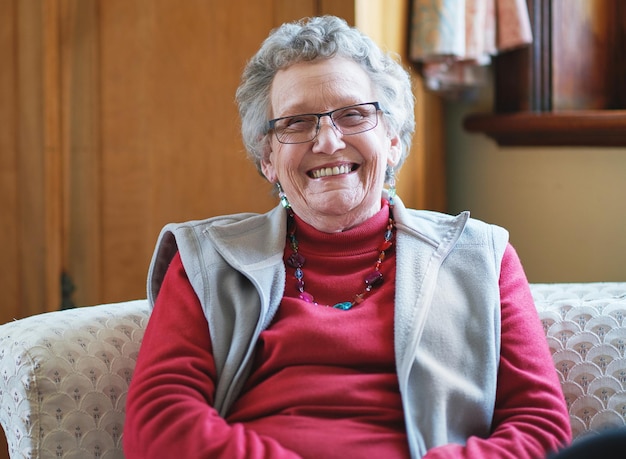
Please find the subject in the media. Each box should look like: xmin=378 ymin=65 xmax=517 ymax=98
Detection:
xmin=532 ymin=283 xmax=626 ymax=438
xmin=0 ymin=300 xmax=149 ymax=459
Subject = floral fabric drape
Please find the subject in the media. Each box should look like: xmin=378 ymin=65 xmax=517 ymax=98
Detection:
xmin=410 ymin=0 xmax=532 ymax=99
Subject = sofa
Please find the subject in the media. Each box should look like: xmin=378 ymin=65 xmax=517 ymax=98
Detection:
xmin=1 ymin=282 xmax=625 ymax=458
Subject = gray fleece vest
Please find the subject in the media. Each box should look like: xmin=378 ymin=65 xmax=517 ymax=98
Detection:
xmin=147 ymin=195 xmax=509 ymax=458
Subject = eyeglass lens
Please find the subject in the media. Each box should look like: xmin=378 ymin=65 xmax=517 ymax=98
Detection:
xmin=271 ymin=102 xmax=379 ymax=144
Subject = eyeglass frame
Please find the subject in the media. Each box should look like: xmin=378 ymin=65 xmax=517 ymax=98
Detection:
xmin=267 ymin=101 xmax=382 ymax=144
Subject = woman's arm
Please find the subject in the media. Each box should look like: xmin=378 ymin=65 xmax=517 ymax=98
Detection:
xmin=424 ymin=243 xmax=572 ymax=459
xmin=123 ymin=252 xmax=301 ymax=459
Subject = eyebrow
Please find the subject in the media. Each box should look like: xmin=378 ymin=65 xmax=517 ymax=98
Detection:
xmin=274 ymin=99 xmax=366 ymax=117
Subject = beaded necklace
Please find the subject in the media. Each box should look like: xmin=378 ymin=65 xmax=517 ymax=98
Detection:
xmin=285 ymin=202 xmax=396 ymax=311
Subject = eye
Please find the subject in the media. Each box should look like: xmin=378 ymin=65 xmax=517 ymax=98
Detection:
xmin=283 ymin=115 xmax=317 ymax=131
xmin=334 ymin=108 xmax=368 ymax=126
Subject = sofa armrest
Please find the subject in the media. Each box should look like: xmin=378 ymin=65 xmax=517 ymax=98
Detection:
xmin=0 ymin=300 xmax=150 ymax=459
xmin=530 ymin=282 xmax=626 ymax=438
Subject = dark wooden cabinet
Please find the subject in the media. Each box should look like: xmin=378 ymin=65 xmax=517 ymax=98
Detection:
xmin=464 ymin=0 xmax=626 ymax=146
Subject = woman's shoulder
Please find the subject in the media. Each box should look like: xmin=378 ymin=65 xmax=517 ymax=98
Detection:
xmin=161 ymin=205 xmax=282 ymax=236
xmin=405 ymin=207 xmax=505 ymax=230
xmin=400 ymin=207 xmax=509 ymax=249
xmin=165 ymin=211 xmax=265 ymax=231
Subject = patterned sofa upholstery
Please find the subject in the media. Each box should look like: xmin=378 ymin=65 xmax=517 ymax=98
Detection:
xmin=531 ymin=283 xmax=626 ymax=437
xmin=0 ymin=300 xmax=150 ymax=459
xmin=1 ymin=283 xmax=626 ymax=458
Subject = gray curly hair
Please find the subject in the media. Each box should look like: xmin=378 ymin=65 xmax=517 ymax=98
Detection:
xmin=235 ymin=15 xmax=415 ymax=183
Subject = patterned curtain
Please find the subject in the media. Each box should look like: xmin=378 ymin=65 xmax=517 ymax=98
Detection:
xmin=410 ymin=0 xmax=532 ymax=99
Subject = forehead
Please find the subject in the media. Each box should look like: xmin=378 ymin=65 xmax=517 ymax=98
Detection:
xmin=270 ymin=57 xmax=375 ymax=116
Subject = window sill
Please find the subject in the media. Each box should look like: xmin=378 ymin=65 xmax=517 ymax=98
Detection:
xmin=463 ymin=110 xmax=626 ymax=147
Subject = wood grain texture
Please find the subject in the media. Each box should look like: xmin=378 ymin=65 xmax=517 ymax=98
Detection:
xmin=0 ymin=3 xmax=18 ymax=454
xmin=552 ymin=0 xmax=614 ymax=110
xmin=0 ymin=0 xmax=20 ymax=327
xmin=59 ymin=0 xmax=103 ymax=307
xmin=97 ymin=0 xmax=302 ymax=302
xmin=472 ymin=0 xmax=626 ymax=146
xmin=2 ymin=0 xmax=445 ymax=309
xmin=464 ymin=110 xmax=626 ymax=146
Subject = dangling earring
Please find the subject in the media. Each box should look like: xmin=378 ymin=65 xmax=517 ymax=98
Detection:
xmin=386 ymin=167 xmax=396 ymax=206
xmin=276 ymin=182 xmax=291 ymax=209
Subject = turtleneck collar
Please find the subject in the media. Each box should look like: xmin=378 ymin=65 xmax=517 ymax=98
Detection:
xmin=289 ymin=199 xmax=391 ymax=258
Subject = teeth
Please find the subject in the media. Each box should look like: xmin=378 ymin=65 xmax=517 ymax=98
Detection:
xmin=312 ymin=164 xmax=352 ymax=179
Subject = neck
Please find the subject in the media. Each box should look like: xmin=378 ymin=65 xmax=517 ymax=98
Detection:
xmin=289 ymin=204 xmax=383 ymax=233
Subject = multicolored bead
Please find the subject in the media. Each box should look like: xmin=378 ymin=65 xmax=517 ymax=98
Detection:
xmin=364 ymin=271 xmax=384 ymax=287
xmin=287 ymin=253 xmax=305 ymax=268
xmin=285 ymin=202 xmax=395 ymax=311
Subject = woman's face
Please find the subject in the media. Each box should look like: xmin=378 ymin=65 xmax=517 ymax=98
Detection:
xmin=261 ymin=57 xmax=401 ymax=233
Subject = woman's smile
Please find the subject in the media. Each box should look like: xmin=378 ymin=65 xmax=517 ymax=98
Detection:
xmin=308 ymin=163 xmax=359 ymax=179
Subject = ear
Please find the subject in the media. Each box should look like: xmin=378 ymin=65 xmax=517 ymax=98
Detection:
xmin=261 ymin=153 xmax=278 ymax=183
xmin=386 ymin=133 xmax=402 ymax=168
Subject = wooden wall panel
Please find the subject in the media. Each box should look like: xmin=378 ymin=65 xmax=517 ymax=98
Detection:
xmin=320 ymin=0 xmax=355 ymax=23
xmin=0 ymin=0 xmax=19 ymax=324
xmin=41 ymin=0 xmax=63 ymax=315
xmin=1 ymin=0 xmax=63 ymax=455
xmin=0 ymin=0 xmax=63 ymax=321
xmin=96 ymin=0 xmax=322 ymax=303
xmin=1 ymin=0 xmax=445 ymax=311
xmin=0 ymin=2 xmax=17 ymax=458
xmin=60 ymin=0 xmax=102 ymax=308
xmin=274 ymin=0 xmax=317 ymax=23
xmin=1 ymin=0 xmax=445 ymax=313
xmin=17 ymin=1 xmax=48 ymax=315
xmin=98 ymin=0 xmax=156 ymax=303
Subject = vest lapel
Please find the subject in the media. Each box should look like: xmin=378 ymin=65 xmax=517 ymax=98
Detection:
xmin=392 ymin=199 xmax=470 ymax=383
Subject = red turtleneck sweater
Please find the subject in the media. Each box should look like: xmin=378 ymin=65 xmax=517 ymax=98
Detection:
xmin=123 ymin=204 xmax=571 ymax=458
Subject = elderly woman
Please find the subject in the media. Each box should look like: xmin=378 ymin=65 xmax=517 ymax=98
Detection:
xmin=124 ymin=16 xmax=571 ymax=459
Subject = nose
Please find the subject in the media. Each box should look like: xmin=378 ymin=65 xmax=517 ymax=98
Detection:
xmin=312 ymin=115 xmax=345 ymax=152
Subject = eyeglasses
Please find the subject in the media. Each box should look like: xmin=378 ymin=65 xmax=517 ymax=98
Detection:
xmin=268 ymin=102 xmax=381 ymax=144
